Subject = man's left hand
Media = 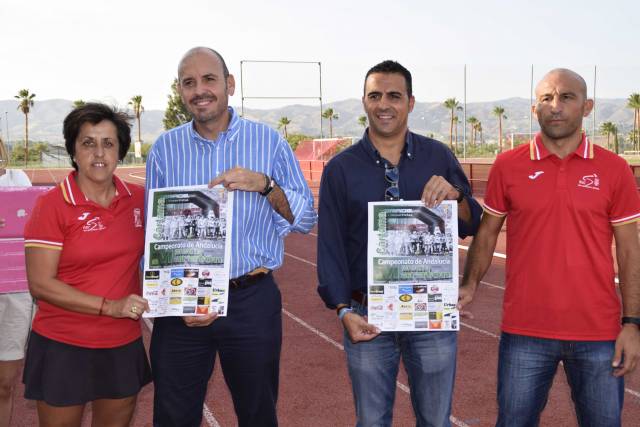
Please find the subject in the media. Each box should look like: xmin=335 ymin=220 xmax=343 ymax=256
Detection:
xmin=183 ymin=312 xmax=218 ymax=327
xmin=421 ymin=175 xmax=460 ymax=208
xmin=209 ymin=167 xmax=265 ymax=193
xmin=612 ymin=324 xmax=640 ymax=377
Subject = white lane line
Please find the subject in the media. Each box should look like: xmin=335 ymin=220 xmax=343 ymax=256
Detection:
xmin=283 ymin=252 xmax=638 ymax=400
xmin=460 ymin=322 xmax=500 ymax=339
xmin=282 ymin=309 xmax=470 ymax=427
xmin=283 ymin=309 xmax=344 ymax=351
xmin=142 ymin=318 xmax=221 ymax=427
xmin=127 ymin=171 xmax=146 ymax=181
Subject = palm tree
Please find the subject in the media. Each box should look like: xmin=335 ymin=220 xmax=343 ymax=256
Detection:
xmin=14 ymin=89 xmax=36 ymax=167
xmin=129 ymin=95 xmax=144 ymax=142
xmin=322 ymin=108 xmax=339 ymax=138
xmin=492 ymin=106 xmax=507 ymax=153
xmin=72 ymin=99 xmax=86 ymax=109
xmin=277 ymin=116 xmax=291 ymax=138
xmin=475 ymin=121 xmax=484 ymax=145
xmin=443 ymin=98 xmax=462 ymax=151
xmin=599 ymin=121 xmax=616 ymax=151
xmin=627 ymin=93 xmax=640 ymax=151
xmin=467 ymin=116 xmax=479 ymax=145
xmin=358 ymin=115 xmax=368 ymax=128
xmin=453 ymin=116 xmax=460 ymax=150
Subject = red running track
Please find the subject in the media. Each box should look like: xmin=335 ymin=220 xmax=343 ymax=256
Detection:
xmin=8 ymin=167 xmax=640 ymax=426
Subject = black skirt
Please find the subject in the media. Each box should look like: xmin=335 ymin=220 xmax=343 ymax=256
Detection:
xmin=23 ymin=331 xmax=152 ymax=406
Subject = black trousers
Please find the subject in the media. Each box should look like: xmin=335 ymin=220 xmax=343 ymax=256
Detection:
xmin=151 ymin=274 xmax=282 ymax=427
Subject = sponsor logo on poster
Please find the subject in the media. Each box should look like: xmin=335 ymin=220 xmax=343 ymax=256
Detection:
xmin=399 ymin=294 xmax=412 ymax=302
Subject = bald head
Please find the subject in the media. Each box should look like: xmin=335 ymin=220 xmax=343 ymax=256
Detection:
xmin=536 ymin=68 xmax=588 ymax=99
xmin=178 ymin=47 xmax=229 ymax=80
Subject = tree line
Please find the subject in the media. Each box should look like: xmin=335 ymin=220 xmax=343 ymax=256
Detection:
xmin=4 ymin=85 xmax=640 ymax=166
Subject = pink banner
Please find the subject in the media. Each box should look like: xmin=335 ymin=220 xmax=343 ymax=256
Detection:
xmin=0 ymin=239 xmax=28 ymax=293
xmin=0 ymin=186 xmax=51 ymax=238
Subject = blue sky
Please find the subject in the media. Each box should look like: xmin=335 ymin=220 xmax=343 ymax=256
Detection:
xmin=1 ymin=0 xmax=638 ymax=110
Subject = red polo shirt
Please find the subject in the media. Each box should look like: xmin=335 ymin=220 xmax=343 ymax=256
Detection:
xmin=484 ymin=134 xmax=640 ymax=341
xmin=24 ymin=172 xmax=145 ymax=348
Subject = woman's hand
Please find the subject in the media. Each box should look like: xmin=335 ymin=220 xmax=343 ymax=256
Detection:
xmin=104 ymin=295 xmax=150 ymax=320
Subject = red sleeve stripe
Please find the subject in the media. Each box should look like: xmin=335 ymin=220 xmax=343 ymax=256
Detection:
xmin=611 ymin=212 xmax=640 ymax=225
xmin=24 ymin=239 xmax=63 ymax=250
xmin=483 ymin=204 xmax=507 ymax=217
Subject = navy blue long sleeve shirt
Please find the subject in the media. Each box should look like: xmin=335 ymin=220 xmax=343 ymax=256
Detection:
xmin=317 ymin=130 xmax=482 ymax=309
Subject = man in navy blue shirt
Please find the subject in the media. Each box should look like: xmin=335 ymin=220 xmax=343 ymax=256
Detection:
xmin=317 ymin=60 xmax=482 ymax=426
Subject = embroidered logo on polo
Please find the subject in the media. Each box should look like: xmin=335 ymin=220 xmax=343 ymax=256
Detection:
xmin=528 ymin=171 xmax=544 ymax=180
xmin=133 ymin=208 xmax=143 ymax=228
xmin=83 ymin=216 xmax=106 ymax=232
xmin=578 ymin=173 xmax=600 ymax=190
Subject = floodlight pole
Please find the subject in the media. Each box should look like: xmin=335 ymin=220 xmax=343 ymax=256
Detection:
xmin=319 ymin=62 xmax=324 ymax=138
xmin=592 ymin=65 xmax=597 ymax=139
xmin=463 ymin=64 xmax=467 ymax=160
xmin=240 ymin=60 xmax=245 ymax=116
xmin=4 ymin=111 xmax=8 ymax=143
xmin=529 ymin=64 xmax=533 ymax=142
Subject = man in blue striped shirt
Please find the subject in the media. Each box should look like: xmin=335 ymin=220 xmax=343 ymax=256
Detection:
xmin=146 ymin=47 xmax=317 ymax=427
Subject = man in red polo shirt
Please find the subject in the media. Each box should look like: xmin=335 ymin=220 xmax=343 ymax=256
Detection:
xmin=459 ymin=68 xmax=640 ymax=426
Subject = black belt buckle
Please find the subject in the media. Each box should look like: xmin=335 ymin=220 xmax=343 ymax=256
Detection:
xmin=229 ymin=271 xmax=270 ymax=290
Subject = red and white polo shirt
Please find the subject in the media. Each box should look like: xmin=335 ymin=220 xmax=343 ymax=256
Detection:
xmin=24 ymin=171 xmax=145 ymax=348
xmin=484 ymin=133 xmax=640 ymax=341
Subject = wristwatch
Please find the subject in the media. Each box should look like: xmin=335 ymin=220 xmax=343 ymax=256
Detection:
xmin=621 ymin=317 xmax=640 ymax=328
xmin=337 ymin=306 xmax=353 ymax=321
xmin=260 ymin=174 xmax=276 ymax=197
xmin=451 ymin=184 xmax=465 ymax=203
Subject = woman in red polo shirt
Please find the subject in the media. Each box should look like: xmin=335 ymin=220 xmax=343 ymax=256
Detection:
xmin=23 ymin=103 xmax=151 ymax=426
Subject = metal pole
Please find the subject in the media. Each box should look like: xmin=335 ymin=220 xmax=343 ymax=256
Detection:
xmin=240 ymin=61 xmax=245 ymax=116
xmin=463 ymin=64 xmax=467 ymax=160
xmin=4 ymin=111 xmax=9 ymax=143
xmin=592 ymin=65 xmax=597 ymax=139
xmin=319 ymin=62 xmax=324 ymax=138
xmin=529 ymin=64 xmax=533 ymax=142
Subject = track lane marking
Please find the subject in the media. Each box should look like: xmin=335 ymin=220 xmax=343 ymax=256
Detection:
xmin=142 ymin=318 xmax=221 ymax=427
xmin=282 ymin=309 xmax=470 ymax=427
xmin=283 ymin=252 xmax=639 ymax=400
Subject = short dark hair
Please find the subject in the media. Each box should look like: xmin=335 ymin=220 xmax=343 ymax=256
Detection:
xmin=364 ymin=60 xmax=413 ymax=98
xmin=178 ymin=47 xmax=230 ymax=79
xmin=63 ymin=103 xmax=132 ymax=170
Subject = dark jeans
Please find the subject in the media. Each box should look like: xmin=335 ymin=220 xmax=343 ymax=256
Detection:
xmin=496 ymin=332 xmax=624 ymax=427
xmin=151 ymin=274 xmax=282 ymax=427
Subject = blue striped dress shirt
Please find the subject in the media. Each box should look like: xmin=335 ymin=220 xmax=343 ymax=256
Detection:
xmin=146 ymin=107 xmax=317 ymax=278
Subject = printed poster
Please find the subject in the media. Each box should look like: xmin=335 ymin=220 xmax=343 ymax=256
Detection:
xmin=142 ymin=185 xmax=233 ymax=318
xmin=367 ymin=201 xmax=459 ymax=331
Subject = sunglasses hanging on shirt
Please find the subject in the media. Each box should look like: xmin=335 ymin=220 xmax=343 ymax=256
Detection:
xmin=384 ymin=163 xmax=400 ymax=201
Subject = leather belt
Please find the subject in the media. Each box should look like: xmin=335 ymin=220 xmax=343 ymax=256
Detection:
xmin=351 ymin=290 xmax=367 ymax=306
xmin=229 ymin=267 xmax=271 ymax=290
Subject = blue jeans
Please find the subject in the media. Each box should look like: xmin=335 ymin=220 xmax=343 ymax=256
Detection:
xmin=344 ymin=302 xmax=457 ymax=427
xmin=497 ymin=332 xmax=624 ymax=427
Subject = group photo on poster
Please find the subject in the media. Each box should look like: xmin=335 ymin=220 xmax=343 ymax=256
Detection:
xmin=368 ymin=201 xmax=459 ymax=332
xmin=142 ymin=185 xmax=233 ymax=318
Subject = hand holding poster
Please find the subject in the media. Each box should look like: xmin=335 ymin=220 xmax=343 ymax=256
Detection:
xmin=142 ymin=185 xmax=233 ymax=317
xmin=367 ymin=201 xmax=459 ymax=331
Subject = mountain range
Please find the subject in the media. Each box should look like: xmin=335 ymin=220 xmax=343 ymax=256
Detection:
xmin=0 ymin=97 xmax=636 ymax=146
